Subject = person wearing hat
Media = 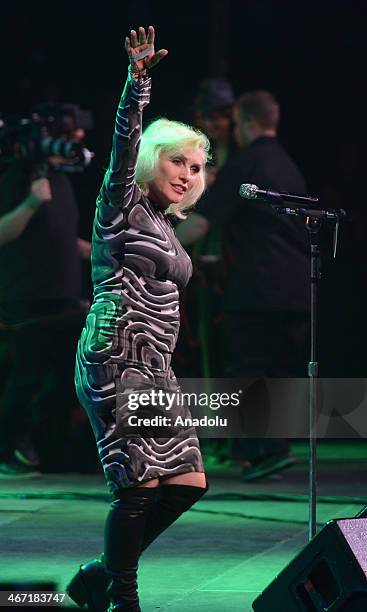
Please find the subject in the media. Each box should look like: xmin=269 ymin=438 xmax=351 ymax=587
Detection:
xmin=194 ymin=77 xmax=237 ymax=179
xmin=173 ymin=78 xmax=238 ymax=466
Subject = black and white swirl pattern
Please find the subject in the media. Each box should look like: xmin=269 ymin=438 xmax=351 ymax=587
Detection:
xmin=75 ymin=73 xmax=203 ymax=491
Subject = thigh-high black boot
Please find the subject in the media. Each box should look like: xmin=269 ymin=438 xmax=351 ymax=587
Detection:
xmin=67 ymin=481 xmax=208 ymax=611
xmin=141 ymin=482 xmax=209 ymax=550
xmin=104 ymin=487 xmax=157 ymax=612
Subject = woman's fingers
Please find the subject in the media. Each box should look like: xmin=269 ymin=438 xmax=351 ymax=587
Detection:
xmin=125 ymin=36 xmax=131 ymax=54
xmin=130 ymin=29 xmax=139 ymax=48
xmin=128 ymin=26 xmax=155 ymax=51
xmin=138 ymin=26 xmax=147 ymax=45
xmin=147 ymin=25 xmax=155 ymax=45
xmin=125 ymin=26 xmax=167 ymax=68
xmin=148 ymin=49 xmax=168 ymax=67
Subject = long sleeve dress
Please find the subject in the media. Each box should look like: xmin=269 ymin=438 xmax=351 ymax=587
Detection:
xmin=75 ymin=71 xmax=204 ymax=493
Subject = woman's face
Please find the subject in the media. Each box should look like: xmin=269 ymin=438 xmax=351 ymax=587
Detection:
xmin=148 ymin=148 xmax=205 ymax=209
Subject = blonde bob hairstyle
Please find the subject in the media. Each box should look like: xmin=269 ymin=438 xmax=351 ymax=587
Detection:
xmin=135 ymin=117 xmax=211 ymax=218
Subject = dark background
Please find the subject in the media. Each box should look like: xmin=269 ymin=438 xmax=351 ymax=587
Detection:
xmin=1 ymin=1 xmax=366 ymax=183
xmin=1 ymin=0 xmax=367 ymax=374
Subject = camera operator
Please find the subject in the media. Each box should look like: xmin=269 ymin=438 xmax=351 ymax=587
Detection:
xmin=0 ymin=149 xmax=91 ymax=477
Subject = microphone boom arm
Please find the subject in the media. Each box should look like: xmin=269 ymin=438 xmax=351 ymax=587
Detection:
xmin=271 ymin=205 xmax=346 ymax=222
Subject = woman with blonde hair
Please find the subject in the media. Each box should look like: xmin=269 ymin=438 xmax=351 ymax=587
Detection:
xmin=67 ymin=26 xmax=209 ymax=612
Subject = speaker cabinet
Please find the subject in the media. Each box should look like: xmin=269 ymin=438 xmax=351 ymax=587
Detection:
xmin=252 ymin=518 xmax=367 ymax=611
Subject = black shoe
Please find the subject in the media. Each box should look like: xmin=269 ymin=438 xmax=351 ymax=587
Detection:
xmin=241 ymin=453 xmax=296 ymax=482
xmin=0 ymin=456 xmax=41 ymax=479
xmin=14 ymin=440 xmax=40 ymax=468
xmin=66 ymin=558 xmax=109 ymax=611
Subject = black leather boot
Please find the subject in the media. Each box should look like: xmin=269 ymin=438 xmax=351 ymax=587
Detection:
xmin=104 ymin=487 xmax=157 ymax=612
xmin=142 ymin=481 xmax=209 ymax=548
xmin=67 ymin=487 xmax=156 ymax=611
xmin=67 ymin=481 xmax=208 ymax=610
xmin=66 ymin=554 xmax=107 ymax=611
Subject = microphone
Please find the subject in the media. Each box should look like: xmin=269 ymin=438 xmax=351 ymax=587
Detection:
xmin=239 ymin=183 xmax=319 ymax=206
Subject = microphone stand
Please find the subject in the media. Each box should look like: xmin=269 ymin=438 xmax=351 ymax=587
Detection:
xmin=268 ymin=198 xmax=345 ymax=540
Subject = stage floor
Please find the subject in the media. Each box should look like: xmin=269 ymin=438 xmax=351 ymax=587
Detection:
xmin=1 ymin=441 xmax=366 ymax=611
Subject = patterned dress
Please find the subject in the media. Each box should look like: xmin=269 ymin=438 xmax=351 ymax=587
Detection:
xmin=75 ymin=71 xmax=204 ymax=493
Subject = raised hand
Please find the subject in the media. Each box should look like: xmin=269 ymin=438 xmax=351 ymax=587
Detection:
xmin=125 ymin=26 xmax=168 ymax=76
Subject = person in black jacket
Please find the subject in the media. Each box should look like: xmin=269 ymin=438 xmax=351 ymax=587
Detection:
xmin=177 ymin=90 xmax=310 ymax=481
xmin=0 ymin=159 xmax=90 ymax=477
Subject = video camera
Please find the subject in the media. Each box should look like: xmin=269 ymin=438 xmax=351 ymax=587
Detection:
xmin=0 ymin=103 xmax=94 ymax=174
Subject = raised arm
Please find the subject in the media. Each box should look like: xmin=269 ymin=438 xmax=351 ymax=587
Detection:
xmin=98 ymin=26 xmax=168 ymax=213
